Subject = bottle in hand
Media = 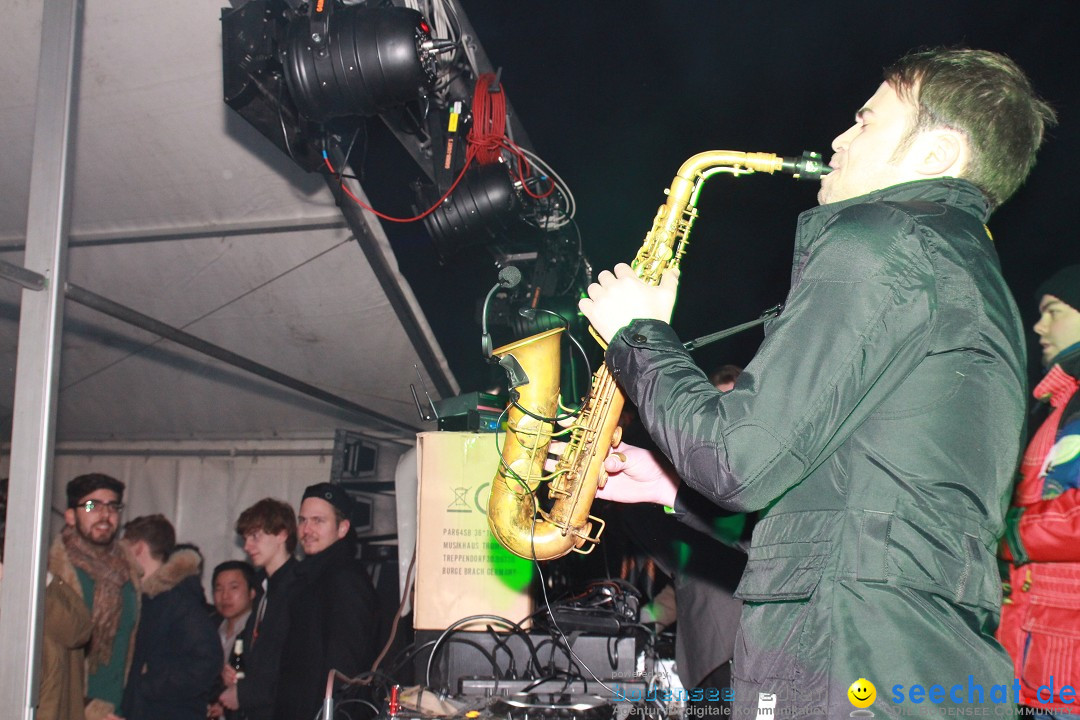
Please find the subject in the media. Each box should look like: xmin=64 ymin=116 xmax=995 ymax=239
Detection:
xmin=229 ymin=638 xmax=245 ymax=681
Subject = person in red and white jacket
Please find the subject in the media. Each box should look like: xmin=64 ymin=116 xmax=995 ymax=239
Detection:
xmin=998 ymin=264 xmax=1080 ymax=718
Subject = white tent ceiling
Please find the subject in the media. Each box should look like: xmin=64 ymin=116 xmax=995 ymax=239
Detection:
xmin=1 ymin=0 xmax=461 ymax=443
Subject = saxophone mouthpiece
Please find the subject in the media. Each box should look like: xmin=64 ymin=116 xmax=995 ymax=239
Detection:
xmin=782 ymin=151 xmax=831 ymax=180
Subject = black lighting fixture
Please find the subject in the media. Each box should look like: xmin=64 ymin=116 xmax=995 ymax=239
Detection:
xmin=419 ymin=162 xmax=524 ymax=259
xmin=222 ymin=0 xmax=443 ymax=169
xmin=283 ymin=3 xmax=439 ymax=121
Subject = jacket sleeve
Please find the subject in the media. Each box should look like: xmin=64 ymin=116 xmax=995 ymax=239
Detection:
xmin=137 ymin=591 xmax=223 ymax=703
xmin=43 ymin=576 xmax=93 ymax=648
xmin=670 ymin=484 xmax=748 ymax=549
xmin=236 ymin=590 xmax=288 ymax=713
xmin=38 ymin=579 xmax=92 ymax=720
xmin=1004 ymin=418 xmax=1080 ymax=564
xmin=1005 ymin=488 xmax=1080 ymax=564
xmin=607 ymin=204 xmax=936 ymax=512
xmin=324 ymin=566 xmax=382 ymax=680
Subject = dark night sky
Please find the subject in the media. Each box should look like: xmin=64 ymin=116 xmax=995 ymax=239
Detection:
xmin=424 ymin=0 xmax=1080 ymax=392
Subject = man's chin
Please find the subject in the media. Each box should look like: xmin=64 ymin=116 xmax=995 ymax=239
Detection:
xmin=817 ymin=174 xmax=836 ymax=205
xmin=79 ymin=526 xmax=117 ymax=546
xmin=89 ymin=533 xmax=116 ymax=546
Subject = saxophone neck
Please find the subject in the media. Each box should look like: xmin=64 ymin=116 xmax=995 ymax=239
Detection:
xmin=676 ymin=151 xmax=782 ymax=181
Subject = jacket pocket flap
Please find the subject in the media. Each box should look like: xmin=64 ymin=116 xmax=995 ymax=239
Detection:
xmin=735 ymin=553 xmax=828 ymax=602
xmin=856 ymin=509 xmax=1001 ymax=611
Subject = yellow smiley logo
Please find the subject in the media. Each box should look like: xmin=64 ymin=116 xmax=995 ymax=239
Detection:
xmin=848 ymin=678 xmax=876 ymax=708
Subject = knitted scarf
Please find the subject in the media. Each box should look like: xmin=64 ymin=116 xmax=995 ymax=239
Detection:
xmin=61 ymin=524 xmax=132 ymax=672
xmin=1015 ymin=363 xmax=1080 ymax=505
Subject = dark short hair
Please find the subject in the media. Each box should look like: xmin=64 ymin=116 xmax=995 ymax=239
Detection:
xmin=884 ymin=47 xmax=1057 ymax=209
xmin=235 ymin=498 xmax=298 ymax=555
xmin=212 ymin=560 xmax=257 ymax=592
xmin=66 ymin=473 xmax=125 ymax=509
xmin=122 ymin=514 xmax=176 ymax=561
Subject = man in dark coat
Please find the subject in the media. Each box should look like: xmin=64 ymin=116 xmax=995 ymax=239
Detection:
xmin=274 ymin=484 xmax=383 ymax=720
xmin=120 ymin=515 xmax=222 ymax=720
xmin=578 ymin=48 xmax=1056 ymax=717
xmin=219 ymin=498 xmax=299 ymax=720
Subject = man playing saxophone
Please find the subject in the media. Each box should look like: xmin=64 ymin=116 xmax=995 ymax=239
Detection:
xmin=577 ymin=48 xmax=1055 ymax=717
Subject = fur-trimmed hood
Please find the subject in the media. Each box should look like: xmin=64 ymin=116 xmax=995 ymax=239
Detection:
xmin=141 ymin=548 xmax=203 ymax=599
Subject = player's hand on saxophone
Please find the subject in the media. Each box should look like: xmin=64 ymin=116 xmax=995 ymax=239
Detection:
xmin=595 ymin=441 xmax=680 ymax=508
xmin=579 ymin=263 xmax=680 ymax=344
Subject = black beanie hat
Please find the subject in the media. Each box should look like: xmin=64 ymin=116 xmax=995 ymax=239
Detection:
xmin=301 ymin=482 xmax=355 ymax=521
xmin=1036 ymin=265 xmax=1080 ymax=313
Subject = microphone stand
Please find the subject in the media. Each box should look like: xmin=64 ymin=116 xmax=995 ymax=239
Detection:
xmin=682 ymin=303 xmax=783 ymax=351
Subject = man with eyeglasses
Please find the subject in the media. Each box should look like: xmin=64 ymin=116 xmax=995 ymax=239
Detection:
xmin=48 ymin=473 xmax=141 ymax=720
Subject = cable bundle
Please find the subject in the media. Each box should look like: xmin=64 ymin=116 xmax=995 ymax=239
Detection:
xmin=324 ymin=71 xmax=568 ymax=223
xmin=467 ymin=73 xmax=508 ymax=165
xmin=466 ymin=74 xmax=553 ymax=200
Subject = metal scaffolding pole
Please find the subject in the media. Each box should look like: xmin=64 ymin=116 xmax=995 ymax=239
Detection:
xmin=0 ymin=0 xmax=82 ymax=716
xmin=64 ymin=282 xmax=420 ymax=437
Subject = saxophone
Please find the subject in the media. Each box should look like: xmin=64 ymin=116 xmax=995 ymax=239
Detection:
xmin=489 ymin=150 xmax=829 ymax=560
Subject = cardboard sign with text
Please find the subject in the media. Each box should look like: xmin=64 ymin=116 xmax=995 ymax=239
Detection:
xmin=414 ymin=432 xmax=533 ymax=630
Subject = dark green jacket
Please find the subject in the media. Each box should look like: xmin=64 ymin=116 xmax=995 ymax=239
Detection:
xmin=608 ymin=178 xmax=1026 ymax=717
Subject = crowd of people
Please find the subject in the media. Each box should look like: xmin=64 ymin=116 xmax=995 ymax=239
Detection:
xmin=3 ymin=477 xmax=384 ymax=720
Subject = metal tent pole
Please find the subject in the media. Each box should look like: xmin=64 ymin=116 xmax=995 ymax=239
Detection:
xmin=0 ymin=0 xmax=82 ymax=716
xmin=63 ymin=282 xmax=420 ymax=437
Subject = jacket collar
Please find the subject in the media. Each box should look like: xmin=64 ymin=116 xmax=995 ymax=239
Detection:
xmin=1034 ymin=344 xmax=1080 ymax=409
xmin=1051 ymin=342 xmax=1080 ymax=376
xmin=48 ymin=530 xmax=142 ymax=597
xmin=267 ymin=555 xmax=297 ymax=587
xmin=141 ymin=547 xmax=203 ymax=598
xmin=297 ymin=537 xmax=355 ymax=578
xmin=794 ymin=178 xmax=990 ymax=254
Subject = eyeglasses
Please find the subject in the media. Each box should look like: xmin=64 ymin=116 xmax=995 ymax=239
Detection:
xmin=74 ymin=499 xmax=124 ymax=514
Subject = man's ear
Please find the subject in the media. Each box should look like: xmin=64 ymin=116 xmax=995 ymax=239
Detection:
xmin=915 ymin=128 xmax=969 ymax=178
xmin=64 ymin=508 xmax=75 ymax=527
xmin=124 ymin=538 xmax=143 ymax=559
xmin=336 ymin=519 xmax=351 ymax=540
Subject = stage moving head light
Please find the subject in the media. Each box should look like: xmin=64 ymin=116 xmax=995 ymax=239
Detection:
xmin=284 ymin=4 xmax=438 ymax=121
xmin=222 ymin=0 xmax=443 ymax=169
xmin=419 ymin=163 xmax=524 ymax=259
